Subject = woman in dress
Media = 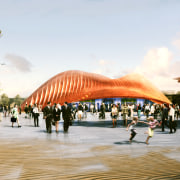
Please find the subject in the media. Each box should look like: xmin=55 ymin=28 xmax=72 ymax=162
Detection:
xmin=11 ymin=104 xmax=21 ymax=128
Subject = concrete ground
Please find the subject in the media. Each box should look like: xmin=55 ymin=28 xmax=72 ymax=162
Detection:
xmin=0 ymin=112 xmax=180 ymax=179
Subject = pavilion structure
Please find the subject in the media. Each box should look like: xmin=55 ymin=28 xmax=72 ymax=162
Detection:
xmin=21 ymin=70 xmax=171 ymax=109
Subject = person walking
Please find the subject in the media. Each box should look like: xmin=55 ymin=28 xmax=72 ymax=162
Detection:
xmin=111 ymin=104 xmax=118 ymax=127
xmin=83 ymin=103 xmax=88 ymax=119
xmin=100 ymin=103 xmax=106 ymax=119
xmin=161 ymin=104 xmax=168 ymax=132
xmin=8 ymin=104 xmax=11 ymax=116
xmin=77 ymin=103 xmax=83 ymax=121
xmin=11 ymin=104 xmax=21 ymax=128
xmin=3 ymin=105 xmax=7 ymax=117
xmin=169 ymin=104 xmax=176 ymax=133
xmin=43 ymin=102 xmax=53 ymax=133
xmin=154 ymin=104 xmax=158 ymax=119
xmin=61 ymin=102 xmax=71 ymax=133
xmin=122 ymin=103 xmax=128 ymax=126
xmin=33 ymin=104 xmax=39 ymax=127
xmin=90 ymin=104 xmax=94 ymax=114
xmin=145 ymin=104 xmax=150 ymax=119
xmin=24 ymin=104 xmax=28 ymax=118
xmin=95 ymin=103 xmax=98 ymax=115
xmin=0 ymin=104 xmax=3 ymax=121
xmin=150 ymin=104 xmax=155 ymax=117
xmin=53 ymin=103 xmax=61 ymax=133
xmin=128 ymin=103 xmax=134 ymax=120
xmin=137 ymin=104 xmax=141 ymax=119
xmin=28 ymin=104 xmax=33 ymax=119
xmin=72 ymin=103 xmax=77 ymax=120
xmin=175 ymin=104 xmax=179 ymax=120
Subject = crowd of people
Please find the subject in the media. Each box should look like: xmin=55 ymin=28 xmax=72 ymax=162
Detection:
xmin=0 ymin=102 xmax=179 ymax=144
xmin=0 ymin=104 xmax=12 ymax=120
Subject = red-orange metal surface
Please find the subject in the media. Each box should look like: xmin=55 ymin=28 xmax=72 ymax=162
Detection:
xmin=21 ymin=70 xmax=171 ymax=109
xmin=174 ymin=77 xmax=180 ymax=83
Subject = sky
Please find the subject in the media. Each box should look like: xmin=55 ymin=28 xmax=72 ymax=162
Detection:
xmin=0 ymin=0 xmax=180 ymax=98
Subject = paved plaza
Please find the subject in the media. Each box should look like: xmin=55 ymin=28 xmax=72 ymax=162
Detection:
xmin=0 ymin=112 xmax=180 ymax=179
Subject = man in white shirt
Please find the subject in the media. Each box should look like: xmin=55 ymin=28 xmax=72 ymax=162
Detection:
xmin=33 ymin=104 xmax=39 ymax=127
xmin=169 ymin=104 xmax=176 ymax=133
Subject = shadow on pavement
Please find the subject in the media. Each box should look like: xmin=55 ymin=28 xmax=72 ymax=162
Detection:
xmin=72 ymin=119 xmax=149 ymax=128
xmin=156 ymin=131 xmax=170 ymax=134
xmin=114 ymin=140 xmax=146 ymax=145
xmin=3 ymin=125 xmax=20 ymax=128
xmin=72 ymin=120 xmax=129 ymax=128
xmin=37 ymin=129 xmax=64 ymax=133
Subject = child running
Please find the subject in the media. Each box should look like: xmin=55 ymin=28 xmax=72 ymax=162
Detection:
xmin=126 ymin=117 xmax=138 ymax=143
xmin=141 ymin=116 xmax=160 ymax=144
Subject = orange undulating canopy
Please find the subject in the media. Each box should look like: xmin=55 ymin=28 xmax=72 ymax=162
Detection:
xmin=174 ymin=77 xmax=180 ymax=83
xmin=21 ymin=70 xmax=171 ymax=109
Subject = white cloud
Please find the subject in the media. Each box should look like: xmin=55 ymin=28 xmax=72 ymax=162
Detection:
xmin=135 ymin=47 xmax=173 ymax=77
xmin=5 ymin=54 xmax=33 ymax=72
xmin=92 ymin=59 xmax=116 ymax=78
xmin=0 ymin=54 xmax=35 ymax=97
xmin=98 ymin=59 xmax=108 ymax=66
xmin=133 ymin=47 xmax=180 ymax=91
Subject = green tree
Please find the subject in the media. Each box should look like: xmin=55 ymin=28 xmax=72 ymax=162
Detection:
xmin=0 ymin=93 xmax=9 ymax=105
xmin=14 ymin=94 xmax=23 ymax=106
